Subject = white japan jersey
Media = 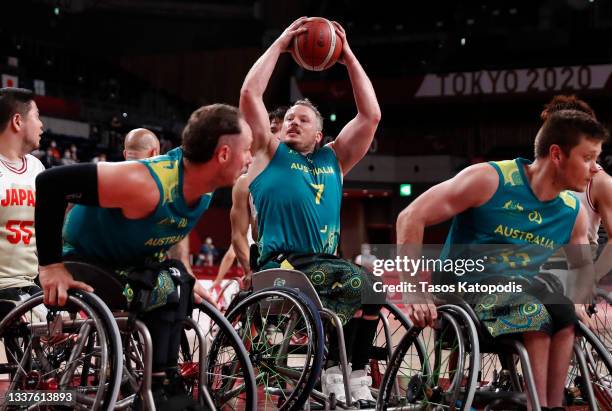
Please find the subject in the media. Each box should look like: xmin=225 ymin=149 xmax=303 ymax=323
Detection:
xmin=574 ymin=164 xmax=603 ymax=246
xmin=0 ymin=154 xmax=45 ymax=289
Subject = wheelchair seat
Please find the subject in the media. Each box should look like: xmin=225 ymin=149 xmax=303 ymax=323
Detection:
xmin=65 ymin=260 xmax=127 ymax=310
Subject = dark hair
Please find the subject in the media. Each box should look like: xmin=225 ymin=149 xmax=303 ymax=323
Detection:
xmin=181 ymin=104 xmax=242 ymax=163
xmin=292 ymin=98 xmax=323 ymax=131
xmin=541 ymin=95 xmax=596 ymax=121
xmin=268 ymin=106 xmax=288 ymax=122
xmin=0 ymin=88 xmax=35 ymax=133
xmin=534 ymin=109 xmax=608 ymax=158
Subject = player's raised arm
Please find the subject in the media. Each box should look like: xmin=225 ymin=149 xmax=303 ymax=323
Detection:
xmin=240 ymin=17 xmax=307 ymax=154
xmin=327 ymin=21 xmax=381 ymax=175
xmin=230 ymin=176 xmax=252 ymax=273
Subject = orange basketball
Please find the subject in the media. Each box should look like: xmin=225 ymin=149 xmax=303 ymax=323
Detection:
xmin=292 ymin=17 xmax=343 ymax=71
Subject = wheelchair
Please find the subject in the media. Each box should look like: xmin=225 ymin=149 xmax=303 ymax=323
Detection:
xmin=375 ymin=300 xmax=481 ymax=411
xmin=222 ymin=268 xmax=414 ymax=410
xmin=564 ymin=287 xmax=612 ymax=409
xmin=376 ymin=291 xmax=612 ymax=411
xmin=0 ymin=260 xmax=257 ymax=410
xmin=0 ymin=289 xmax=123 ymax=410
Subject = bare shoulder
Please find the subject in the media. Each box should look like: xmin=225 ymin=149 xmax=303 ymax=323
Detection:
xmin=98 ymin=161 xmax=159 ymax=210
xmin=455 ymin=162 xmax=499 ymax=184
xmin=449 ymin=162 xmax=499 ymax=206
xmin=570 ymin=204 xmax=589 ymax=242
xmin=98 ymin=161 xmax=152 ymax=184
xmin=592 ymin=169 xmax=612 ymax=204
xmin=593 ymin=169 xmax=612 ymax=189
xmin=243 ymin=143 xmax=279 ymax=186
xmin=233 ymin=174 xmax=250 ymax=195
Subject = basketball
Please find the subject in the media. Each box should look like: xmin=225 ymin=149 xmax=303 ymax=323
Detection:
xmin=292 ymin=17 xmax=343 ymax=71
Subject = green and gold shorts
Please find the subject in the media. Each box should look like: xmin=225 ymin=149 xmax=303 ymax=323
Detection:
xmin=261 ymin=253 xmax=381 ymax=325
xmin=467 ymin=278 xmax=576 ymax=338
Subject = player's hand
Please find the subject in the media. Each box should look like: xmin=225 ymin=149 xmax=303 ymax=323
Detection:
xmin=39 ymin=263 xmax=94 ymax=306
xmin=193 ymin=280 xmax=219 ymax=309
xmin=575 ymin=303 xmax=594 ymax=329
xmin=241 ymin=273 xmax=253 ymax=291
xmin=404 ymin=290 xmax=437 ymax=328
xmin=331 ymin=21 xmax=353 ymax=65
xmin=210 ymin=278 xmax=222 ymax=290
xmin=276 ymin=16 xmax=309 ymax=52
xmin=406 ymin=302 xmax=438 ymax=328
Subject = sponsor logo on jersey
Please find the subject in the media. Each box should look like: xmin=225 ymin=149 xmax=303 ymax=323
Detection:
xmin=502 ymin=200 xmax=524 ymax=213
xmin=528 ymin=210 xmax=543 ymax=224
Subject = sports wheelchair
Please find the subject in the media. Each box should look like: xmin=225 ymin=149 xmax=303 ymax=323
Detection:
xmin=221 ymin=268 xmax=414 ymax=410
xmin=376 ymin=292 xmax=612 ymax=411
xmin=0 ymin=260 xmax=257 ymax=410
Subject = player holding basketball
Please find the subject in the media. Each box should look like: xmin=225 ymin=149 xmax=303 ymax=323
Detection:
xmin=0 ymin=88 xmax=46 ymax=320
xmin=396 ymin=109 xmax=607 ymax=410
xmin=240 ymin=17 xmax=381 ymax=405
xmin=35 ymin=104 xmax=252 ymax=410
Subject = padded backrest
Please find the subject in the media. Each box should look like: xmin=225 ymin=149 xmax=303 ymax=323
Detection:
xmin=252 ymin=269 xmax=323 ymax=309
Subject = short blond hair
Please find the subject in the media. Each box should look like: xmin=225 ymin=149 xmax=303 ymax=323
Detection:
xmin=292 ymin=98 xmax=323 ymax=131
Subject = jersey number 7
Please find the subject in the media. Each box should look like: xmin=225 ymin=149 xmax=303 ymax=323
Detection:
xmin=311 ymin=184 xmax=325 ymax=205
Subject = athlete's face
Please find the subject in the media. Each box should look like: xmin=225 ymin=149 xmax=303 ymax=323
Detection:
xmin=223 ymin=118 xmax=253 ymax=185
xmin=282 ymin=105 xmax=322 ymax=154
xmin=270 ymin=117 xmax=283 ymax=137
xmin=22 ymin=102 xmax=43 ymax=152
xmin=557 ymin=136 xmax=602 ymax=192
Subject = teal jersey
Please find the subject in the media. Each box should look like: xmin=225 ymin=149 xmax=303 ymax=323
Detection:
xmin=443 ymin=158 xmax=580 ymax=277
xmin=63 ymin=148 xmax=213 ymax=266
xmin=250 ymin=143 xmax=342 ymax=263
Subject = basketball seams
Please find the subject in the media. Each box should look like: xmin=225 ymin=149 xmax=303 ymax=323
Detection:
xmin=293 ymin=34 xmax=310 ymax=70
xmin=292 ymin=17 xmax=341 ymax=71
xmin=306 ymin=24 xmax=316 ymax=70
xmin=315 ymin=19 xmax=337 ymax=71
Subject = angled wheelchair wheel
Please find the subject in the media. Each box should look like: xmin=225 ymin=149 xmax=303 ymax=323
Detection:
xmin=368 ymin=303 xmax=413 ymax=396
xmin=589 ymin=289 xmax=612 ymax=352
xmin=178 ymin=299 xmax=257 ymax=411
xmin=565 ymin=292 xmax=612 ymax=410
xmin=376 ymin=305 xmax=479 ymax=411
xmin=215 ymin=279 xmax=243 ymax=313
xmin=566 ymin=319 xmax=612 ymax=410
xmin=225 ymin=288 xmax=324 ymax=411
xmin=0 ymin=291 xmax=122 ymax=410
